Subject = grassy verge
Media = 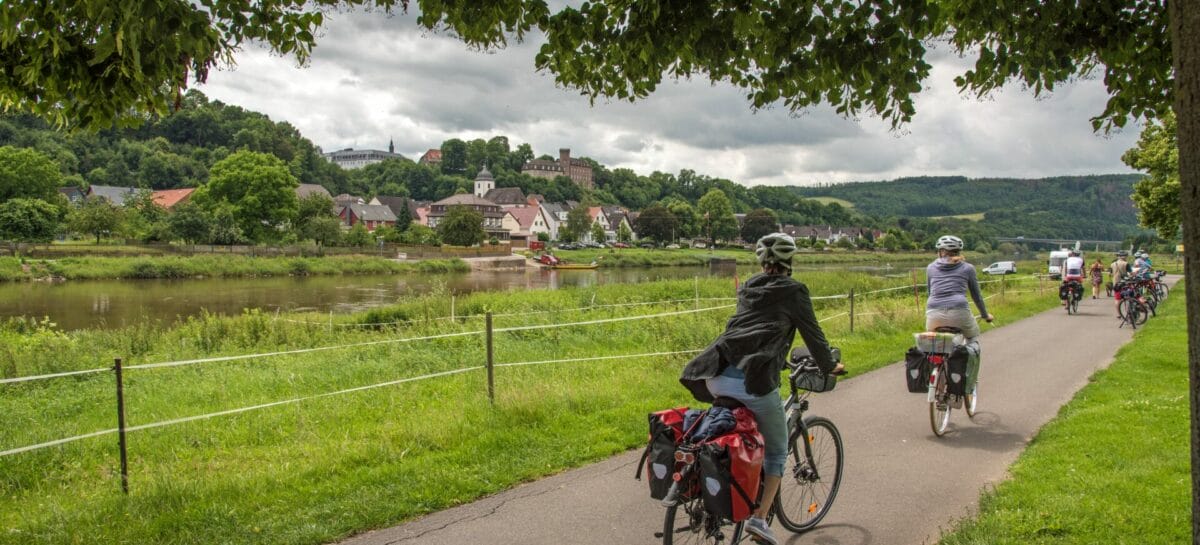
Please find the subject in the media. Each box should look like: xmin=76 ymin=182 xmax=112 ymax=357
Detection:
xmin=529 ymin=248 xmax=972 ymax=268
xmin=0 ymin=255 xmax=467 ymax=281
xmin=0 ymin=273 xmax=1058 ymax=545
xmin=938 ymin=288 xmax=1190 ymax=545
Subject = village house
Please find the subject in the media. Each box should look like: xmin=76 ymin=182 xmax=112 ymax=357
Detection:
xmin=58 ymin=187 xmax=85 ymax=206
xmin=369 ymin=196 xmax=424 ymax=227
xmin=502 ymin=205 xmax=551 ymax=248
xmin=339 ymin=204 xmax=397 ymax=232
xmin=426 ymin=193 xmax=509 ymax=241
xmin=540 ymin=201 xmax=571 ymax=241
xmin=86 ymin=185 xmax=141 ymax=206
xmin=782 ymin=225 xmax=882 ymax=245
xmin=584 ymin=207 xmax=610 ymax=243
xmin=418 ymin=149 xmax=442 ymax=167
xmin=296 ymin=183 xmax=333 ymax=200
xmin=150 ymin=188 xmax=195 ymax=209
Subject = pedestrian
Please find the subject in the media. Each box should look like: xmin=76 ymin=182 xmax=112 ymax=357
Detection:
xmin=1089 ymin=258 xmax=1105 ymax=299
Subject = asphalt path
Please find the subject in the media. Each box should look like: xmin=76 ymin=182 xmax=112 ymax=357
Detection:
xmin=337 ymin=291 xmax=1149 ymax=545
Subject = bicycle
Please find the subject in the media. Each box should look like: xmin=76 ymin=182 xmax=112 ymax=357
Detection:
xmin=659 ymin=348 xmax=845 ymax=544
xmin=1060 ymin=280 xmax=1081 ymax=315
xmin=1116 ymin=280 xmax=1153 ymax=329
xmin=916 ymin=327 xmax=980 ymax=437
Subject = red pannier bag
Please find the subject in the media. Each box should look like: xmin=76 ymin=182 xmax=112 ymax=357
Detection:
xmin=697 ymin=407 xmax=764 ymax=522
xmin=636 ymin=407 xmax=688 ymax=500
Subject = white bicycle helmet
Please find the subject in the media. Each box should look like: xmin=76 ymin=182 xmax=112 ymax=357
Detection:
xmin=755 ymin=233 xmax=797 ymax=268
xmin=935 ymin=235 xmax=964 ymax=251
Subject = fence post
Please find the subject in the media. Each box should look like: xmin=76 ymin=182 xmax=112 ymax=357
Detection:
xmin=113 ymin=358 xmax=129 ymax=495
xmin=451 ymin=296 xmax=456 ymax=322
xmin=911 ymin=268 xmax=922 ymax=313
xmin=848 ymin=288 xmax=855 ymax=333
xmin=328 ymin=311 xmax=333 ymax=333
xmin=1001 ymin=275 xmax=1007 ymax=299
xmin=485 ymin=312 xmax=495 ymax=405
xmin=694 ymin=276 xmax=700 ymax=310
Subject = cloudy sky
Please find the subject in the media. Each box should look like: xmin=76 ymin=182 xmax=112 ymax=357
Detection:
xmin=201 ymin=9 xmax=1140 ymax=187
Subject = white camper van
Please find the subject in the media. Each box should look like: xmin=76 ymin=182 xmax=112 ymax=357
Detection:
xmin=1047 ymin=250 xmax=1070 ymax=279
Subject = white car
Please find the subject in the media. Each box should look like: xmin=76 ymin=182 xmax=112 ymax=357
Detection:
xmin=982 ymin=261 xmax=1017 ymax=275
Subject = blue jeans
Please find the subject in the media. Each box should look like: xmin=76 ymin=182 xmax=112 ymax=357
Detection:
xmin=705 ymin=372 xmax=787 ymax=477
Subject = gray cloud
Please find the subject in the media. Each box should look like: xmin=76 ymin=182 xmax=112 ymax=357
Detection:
xmin=202 ymin=11 xmax=1140 ymax=187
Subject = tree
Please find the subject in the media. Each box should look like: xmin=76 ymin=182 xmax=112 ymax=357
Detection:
xmin=68 ymin=197 xmax=125 ymax=243
xmin=590 ymin=221 xmax=606 ymax=244
xmin=192 ymin=150 xmax=299 ymax=242
xmin=0 ymin=146 xmax=63 ymax=203
xmin=634 ymin=205 xmax=677 ymax=244
xmin=401 ymin=224 xmax=440 ymax=246
xmin=168 ymin=202 xmax=213 ymax=244
xmin=343 ymin=223 xmax=373 ymax=247
xmin=0 ymin=198 xmax=61 ymax=242
xmin=562 ymin=206 xmax=592 ymax=243
xmin=698 ymin=189 xmax=738 ymax=246
xmin=617 ymin=221 xmax=633 ymax=243
xmin=440 ymin=139 xmax=467 ymax=174
xmin=664 ymin=199 xmax=700 ymax=239
xmin=302 ymin=216 xmax=343 ymax=247
xmin=437 ymin=205 xmax=485 ymax=246
xmin=1125 ymin=113 xmax=1181 ymax=239
xmin=740 ymin=208 xmax=779 ymax=244
xmin=124 ymin=190 xmax=171 ymax=242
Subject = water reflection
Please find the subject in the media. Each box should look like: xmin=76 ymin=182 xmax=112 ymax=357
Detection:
xmin=0 ymin=262 xmax=920 ymax=331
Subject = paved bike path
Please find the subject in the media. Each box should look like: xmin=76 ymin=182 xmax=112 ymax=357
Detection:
xmin=337 ymin=294 xmax=1141 ymax=545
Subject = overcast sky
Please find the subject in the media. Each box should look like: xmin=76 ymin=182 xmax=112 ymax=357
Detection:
xmin=201 ymin=9 xmax=1140 ymax=187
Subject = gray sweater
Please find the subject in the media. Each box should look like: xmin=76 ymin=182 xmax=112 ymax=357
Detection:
xmin=925 ymin=258 xmax=989 ymax=316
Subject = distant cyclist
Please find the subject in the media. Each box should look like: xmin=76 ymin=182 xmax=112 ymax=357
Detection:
xmin=679 ymin=232 xmax=844 ymax=545
xmin=1060 ymin=251 xmax=1085 ymax=307
xmin=925 ymin=235 xmax=994 ymax=343
xmin=1111 ymin=251 xmax=1132 ymax=316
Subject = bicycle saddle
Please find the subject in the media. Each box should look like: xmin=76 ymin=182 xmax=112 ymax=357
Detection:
xmin=933 ymin=326 xmax=963 ymax=334
xmin=712 ymin=396 xmax=746 ymax=409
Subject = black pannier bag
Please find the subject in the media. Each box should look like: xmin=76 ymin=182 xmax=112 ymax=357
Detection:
xmin=637 ymin=408 xmax=687 ymax=500
xmin=904 ymin=347 xmax=931 ymax=393
xmin=945 ymin=345 xmax=970 ymax=396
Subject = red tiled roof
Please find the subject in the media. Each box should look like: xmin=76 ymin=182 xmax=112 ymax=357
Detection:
xmin=506 ymin=206 xmax=544 ymax=230
xmin=420 ymin=149 xmax=442 ymax=162
xmin=150 ymin=188 xmax=195 ymax=209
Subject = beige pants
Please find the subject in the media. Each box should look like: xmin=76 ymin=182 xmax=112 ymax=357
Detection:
xmin=925 ymin=307 xmax=981 ymax=341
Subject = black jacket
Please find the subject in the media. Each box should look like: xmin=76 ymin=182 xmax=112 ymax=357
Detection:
xmin=680 ymin=273 xmax=835 ymax=401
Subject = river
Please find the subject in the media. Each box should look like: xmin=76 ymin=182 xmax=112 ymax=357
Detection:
xmin=0 ymin=263 xmax=919 ymax=331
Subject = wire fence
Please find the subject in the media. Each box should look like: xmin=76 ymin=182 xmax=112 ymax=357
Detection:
xmin=0 ymin=271 xmax=1044 ymax=492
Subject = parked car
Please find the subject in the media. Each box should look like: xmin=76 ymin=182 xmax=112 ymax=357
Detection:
xmin=982 ymin=261 xmax=1017 ymax=275
xmin=612 ymin=242 xmax=629 ymax=248
xmin=639 ymin=243 xmax=656 ymax=249
xmin=665 ymin=243 xmax=681 ymax=249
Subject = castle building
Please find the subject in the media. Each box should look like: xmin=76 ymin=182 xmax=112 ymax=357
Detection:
xmin=322 ymin=139 xmax=404 ymax=169
xmin=521 ymin=148 xmax=594 ymax=190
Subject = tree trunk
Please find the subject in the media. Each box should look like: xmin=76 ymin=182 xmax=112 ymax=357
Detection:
xmin=1170 ymin=0 xmax=1200 ymax=542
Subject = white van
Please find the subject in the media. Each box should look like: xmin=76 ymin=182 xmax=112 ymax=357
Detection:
xmin=982 ymin=261 xmax=1017 ymax=275
xmin=1047 ymin=250 xmax=1070 ymax=279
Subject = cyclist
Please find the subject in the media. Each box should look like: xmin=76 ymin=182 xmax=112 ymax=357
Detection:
xmin=1089 ymin=257 xmax=1105 ymax=299
xmin=925 ymin=235 xmax=994 ymax=343
xmin=1111 ymin=251 xmax=1131 ymax=316
xmin=1060 ymin=251 xmax=1085 ymax=307
xmin=679 ymin=232 xmax=844 ymax=545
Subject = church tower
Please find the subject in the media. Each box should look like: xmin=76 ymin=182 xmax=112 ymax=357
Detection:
xmin=473 ymin=164 xmax=495 ymax=198
xmin=388 ymin=138 xmax=395 ymax=155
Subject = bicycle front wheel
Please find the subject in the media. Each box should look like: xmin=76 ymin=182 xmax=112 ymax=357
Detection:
xmin=663 ymin=496 xmax=739 ymax=545
xmin=776 ymin=417 xmax=844 ymax=533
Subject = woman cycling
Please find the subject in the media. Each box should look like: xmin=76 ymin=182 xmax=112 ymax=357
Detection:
xmin=679 ymin=232 xmax=844 ymax=545
xmin=925 ymin=235 xmax=994 ymax=343
xmin=1089 ymin=258 xmax=1105 ymax=299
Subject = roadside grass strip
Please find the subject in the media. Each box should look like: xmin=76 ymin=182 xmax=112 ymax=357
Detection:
xmin=939 ymin=290 xmax=1190 ymax=545
xmin=0 ymin=274 xmax=1060 ymax=545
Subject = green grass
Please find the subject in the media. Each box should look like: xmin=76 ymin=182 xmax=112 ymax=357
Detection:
xmin=0 ymin=255 xmax=468 ymax=281
xmin=534 ymin=247 xmax=952 ymax=268
xmin=808 ymin=196 xmax=856 ymax=209
xmin=930 ymin=212 xmax=986 ymax=221
xmin=938 ymin=288 xmax=1190 ymax=545
xmin=0 ymin=274 xmax=1059 ymax=545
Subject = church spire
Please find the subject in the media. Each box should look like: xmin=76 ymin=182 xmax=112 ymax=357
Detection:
xmin=388 ymin=138 xmax=394 ymax=155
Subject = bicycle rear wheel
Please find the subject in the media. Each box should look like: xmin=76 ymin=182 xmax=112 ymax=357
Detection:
xmin=663 ymin=496 xmax=740 ymax=545
xmin=1069 ymin=297 xmax=1079 ymax=314
xmin=776 ymin=417 xmax=844 ymax=533
xmin=930 ymin=369 xmax=951 ymax=436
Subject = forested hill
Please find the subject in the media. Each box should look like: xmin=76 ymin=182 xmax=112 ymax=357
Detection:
xmin=793 ymin=175 xmax=1144 ymax=240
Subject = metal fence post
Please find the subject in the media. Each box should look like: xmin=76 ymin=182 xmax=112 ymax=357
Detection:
xmin=911 ymin=269 xmax=922 ymax=313
xmin=849 ymin=288 xmax=855 ymax=333
xmin=485 ymin=312 xmax=495 ymax=405
xmin=114 ymin=358 xmax=129 ymax=495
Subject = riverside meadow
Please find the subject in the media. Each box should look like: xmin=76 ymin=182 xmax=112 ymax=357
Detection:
xmin=0 ymin=270 xmax=1059 ymax=545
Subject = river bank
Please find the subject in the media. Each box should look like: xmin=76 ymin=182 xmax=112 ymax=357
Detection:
xmin=0 ymin=255 xmax=468 ymax=282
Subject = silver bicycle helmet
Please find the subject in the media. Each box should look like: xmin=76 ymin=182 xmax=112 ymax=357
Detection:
xmin=755 ymin=233 xmax=797 ymax=268
xmin=935 ymin=235 xmax=964 ymax=251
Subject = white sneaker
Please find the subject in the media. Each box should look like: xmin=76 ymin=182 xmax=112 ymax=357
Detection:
xmin=744 ymin=517 xmax=778 ymax=545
